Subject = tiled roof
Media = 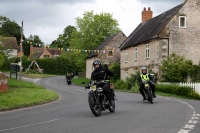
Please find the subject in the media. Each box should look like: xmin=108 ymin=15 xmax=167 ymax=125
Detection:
xmin=0 ymin=37 xmax=18 ymax=49
xmin=47 ymin=48 xmax=60 ymax=55
xmin=120 ymin=3 xmax=183 ymax=50
xmin=32 ymin=51 xmax=43 ymax=58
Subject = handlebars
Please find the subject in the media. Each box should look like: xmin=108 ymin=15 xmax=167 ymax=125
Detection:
xmin=89 ymin=80 xmax=109 ymax=86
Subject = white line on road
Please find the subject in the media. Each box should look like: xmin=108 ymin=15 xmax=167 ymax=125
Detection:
xmin=33 ymin=78 xmax=41 ymax=83
xmin=160 ymin=96 xmax=199 ymax=133
xmin=0 ymin=118 xmax=64 ymax=132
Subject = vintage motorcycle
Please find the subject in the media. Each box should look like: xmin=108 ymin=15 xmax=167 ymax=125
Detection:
xmin=66 ymin=78 xmax=71 ymax=85
xmin=143 ymin=80 xmax=154 ymax=104
xmin=86 ymin=80 xmax=116 ymax=117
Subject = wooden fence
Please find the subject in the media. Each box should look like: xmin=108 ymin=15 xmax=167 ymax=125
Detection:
xmin=0 ymin=72 xmax=8 ymax=92
xmin=180 ymin=82 xmax=200 ymax=95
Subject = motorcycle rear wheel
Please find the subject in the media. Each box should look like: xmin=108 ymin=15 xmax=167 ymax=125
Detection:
xmin=88 ymin=93 xmax=102 ymax=116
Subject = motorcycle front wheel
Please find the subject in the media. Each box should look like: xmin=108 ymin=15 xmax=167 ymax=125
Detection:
xmin=146 ymin=89 xmax=153 ymax=104
xmin=88 ymin=93 xmax=102 ymax=116
xmin=108 ymin=100 xmax=115 ymax=113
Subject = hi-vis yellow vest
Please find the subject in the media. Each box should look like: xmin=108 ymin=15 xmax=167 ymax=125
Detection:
xmin=140 ymin=74 xmax=150 ymax=82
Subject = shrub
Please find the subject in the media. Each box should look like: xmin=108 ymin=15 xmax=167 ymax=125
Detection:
xmin=126 ymin=74 xmax=138 ymax=90
xmin=156 ymin=84 xmax=200 ymax=99
xmin=114 ymin=79 xmax=128 ymax=90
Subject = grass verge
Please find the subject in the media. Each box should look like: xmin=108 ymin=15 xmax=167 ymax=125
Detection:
xmin=0 ymin=79 xmax=59 ymax=112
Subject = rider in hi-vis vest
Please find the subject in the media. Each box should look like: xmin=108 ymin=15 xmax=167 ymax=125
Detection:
xmin=138 ymin=67 xmax=156 ymax=101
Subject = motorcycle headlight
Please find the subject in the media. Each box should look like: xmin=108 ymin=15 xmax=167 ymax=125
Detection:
xmin=89 ymin=81 xmax=95 ymax=86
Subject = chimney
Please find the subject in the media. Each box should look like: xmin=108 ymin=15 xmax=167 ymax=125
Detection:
xmin=142 ymin=7 xmax=153 ymax=23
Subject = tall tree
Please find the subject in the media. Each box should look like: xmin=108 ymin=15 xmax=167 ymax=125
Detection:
xmin=0 ymin=16 xmax=22 ymax=45
xmin=23 ymin=34 xmax=43 ymax=56
xmin=70 ymin=10 xmax=120 ymax=50
xmin=50 ymin=25 xmax=76 ymax=48
xmin=66 ymin=10 xmax=120 ymax=71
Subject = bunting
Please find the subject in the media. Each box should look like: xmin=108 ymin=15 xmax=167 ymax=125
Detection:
xmin=20 ymin=39 xmax=115 ymax=53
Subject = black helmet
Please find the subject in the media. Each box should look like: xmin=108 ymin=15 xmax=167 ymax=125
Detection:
xmin=93 ymin=60 xmax=101 ymax=67
xmin=141 ymin=66 xmax=147 ymax=74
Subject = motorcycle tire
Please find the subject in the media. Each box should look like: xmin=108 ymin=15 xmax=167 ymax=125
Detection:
xmin=88 ymin=93 xmax=102 ymax=116
xmin=108 ymin=100 xmax=115 ymax=113
xmin=147 ymin=89 xmax=153 ymax=104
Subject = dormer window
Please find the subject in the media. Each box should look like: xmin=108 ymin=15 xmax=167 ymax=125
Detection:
xmin=179 ymin=16 xmax=186 ymax=28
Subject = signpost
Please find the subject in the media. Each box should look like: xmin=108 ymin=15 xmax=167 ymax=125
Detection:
xmin=19 ymin=21 xmax=23 ymax=81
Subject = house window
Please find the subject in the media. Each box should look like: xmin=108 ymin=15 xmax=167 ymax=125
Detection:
xmin=125 ymin=71 xmax=128 ymax=79
xmin=162 ymin=49 xmax=166 ymax=53
xmin=125 ymin=50 xmax=128 ymax=63
xmin=44 ymin=55 xmax=50 ymax=58
xmin=108 ymin=49 xmax=113 ymax=56
xmin=145 ymin=44 xmax=149 ymax=59
xmin=134 ymin=47 xmax=138 ymax=61
xmin=179 ymin=16 xmax=186 ymax=28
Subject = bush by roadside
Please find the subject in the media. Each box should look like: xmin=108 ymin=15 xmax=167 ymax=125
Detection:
xmin=72 ymin=77 xmax=200 ymax=100
xmin=156 ymin=84 xmax=200 ymax=100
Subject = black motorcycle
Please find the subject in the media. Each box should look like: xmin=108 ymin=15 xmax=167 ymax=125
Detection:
xmin=86 ymin=80 xmax=116 ymax=117
xmin=143 ymin=80 xmax=153 ymax=104
xmin=67 ymin=78 xmax=72 ymax=85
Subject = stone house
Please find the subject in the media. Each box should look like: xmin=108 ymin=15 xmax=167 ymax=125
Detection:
xmin=29 ymin=45 xmax=60 ymax=59
xmin=120 ymin=0 xmax=200 ymax=81
xmin=0 ymin=37 xmax=22 ymax=58
xmin=86 ymin=31 xmax=127 ymax=79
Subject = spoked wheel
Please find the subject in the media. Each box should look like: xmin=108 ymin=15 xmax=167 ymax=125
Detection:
xmin=88 ymin=93 xmax=102 ymax=116
xmin=108 ymin=100 xmax=115 ymax=113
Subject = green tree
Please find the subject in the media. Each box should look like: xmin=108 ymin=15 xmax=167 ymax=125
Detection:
xmin=66 ymin=10 xmax=120 ymax=71
xmin=50 ymin=25 xmax=76 ymax=49
xmin=70 ymin=10 xmax=120 ymax=50
xmin=23 ymin=34 xmax=43 ymax=56
xmin=109 ymin=62 xmax=120 ymax=82
xmin=161 ymin=53 xmax=194 ymax=82
xmin=0 ymin=16 xmax=22 ymax=45
xmin=0 ymin=37 xmax=6 ymax=68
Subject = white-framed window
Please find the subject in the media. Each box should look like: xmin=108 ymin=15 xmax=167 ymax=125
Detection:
xmin=179 ymin=16 xmax=186 ymax=28
xmin=125 ymin=71 xmax=128 ymax=79
xmin=125 ymin=50 xmax=128 ymax=63
xmin=145 ymin=44 xmax=149 ymax=59
xmin=134 ymin=47 xmax=138 ymax=61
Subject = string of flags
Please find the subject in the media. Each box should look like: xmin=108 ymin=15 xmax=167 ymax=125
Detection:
xmin=20 ymin=39 xmax=115 ymax=53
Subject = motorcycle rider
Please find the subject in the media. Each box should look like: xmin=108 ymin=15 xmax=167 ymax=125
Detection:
xmin=86 ymin=59 xmax=114 ymax=105
xmin=138 ymin=66 xmax=156 ymax=101
xmin=66 ymin=72 xmax=71 ymax=80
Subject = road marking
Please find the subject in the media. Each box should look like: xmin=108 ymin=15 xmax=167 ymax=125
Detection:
xmin=33 ymin=78 xmax=41 ymax=83
xmin=160 ymin=96 xmax=199 ymax=133
xmin=0 ymin=118 xmax=64 ymax=132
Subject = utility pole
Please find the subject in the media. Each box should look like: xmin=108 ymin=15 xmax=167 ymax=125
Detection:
xmin=19 ymin=21 xmax=23 ymax=81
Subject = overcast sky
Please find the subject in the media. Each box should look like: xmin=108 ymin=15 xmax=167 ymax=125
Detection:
xmin=0 ymin=0 xmax=184 ymax=45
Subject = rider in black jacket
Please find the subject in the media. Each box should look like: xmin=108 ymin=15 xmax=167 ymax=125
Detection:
xmin=88 ymin=59 xmax=114 ymax=105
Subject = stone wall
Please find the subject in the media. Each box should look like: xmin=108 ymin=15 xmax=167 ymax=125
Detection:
xmin=168 ymin=0 xmax=200 ymax=65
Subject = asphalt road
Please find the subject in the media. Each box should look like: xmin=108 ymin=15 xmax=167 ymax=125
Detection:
xmin=0 ymin=76 xmax=199 ymax=133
